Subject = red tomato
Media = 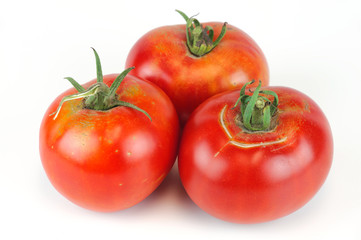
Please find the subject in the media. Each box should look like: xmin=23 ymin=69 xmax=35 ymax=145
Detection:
xmin=40 ymin=50 xmax=179 ymax=212
xmin=126 ymin=11 xmax=269 ymax=125
xmin=178 ymin=82 xmax=333 ymax=223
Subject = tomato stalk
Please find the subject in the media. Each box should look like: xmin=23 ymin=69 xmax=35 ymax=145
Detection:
xmin=50 ymin=48 xmax=151 ymax=121
xmin=233 ymin=80 xmax=278 ymax=132
xmin=176 ymin=10 xmax=227 ymax=57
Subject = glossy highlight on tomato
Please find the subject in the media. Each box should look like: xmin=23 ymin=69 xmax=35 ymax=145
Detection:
xmin=178 ymin=84 xmax=333 ymax=223
xmin=40 ymin=53 xmax=179 ymax=212
xmin=126 ymin=11 xmax=269 ymax=125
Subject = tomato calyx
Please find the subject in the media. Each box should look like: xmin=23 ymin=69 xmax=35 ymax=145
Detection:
xmin=232 ymin=80 xmax=279 ymax=132
xmin=176 ymin=10 xmax=227 ymax=57
xmin=50 ymin=48 xmax=151 ymax=121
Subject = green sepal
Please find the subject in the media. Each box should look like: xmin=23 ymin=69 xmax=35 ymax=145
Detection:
xmin=64 ymin=77 xmax=85 ymax=92
xmin=91 ymin=47 xmax=103 ymax=83
xmin=212 ymin=22 xmax=227 ymax=47
xmin=243 ymin=81 xmax=262 ymax=131
xmin=114 ymin=100 xmax=152 ymax=121
xmin=109 ymin=67 xmax=135 ymax=98
xmin=232 ymin=80 xmax=255 ymax=109
xmin=175 ymin=9 xmax=190 ymax=22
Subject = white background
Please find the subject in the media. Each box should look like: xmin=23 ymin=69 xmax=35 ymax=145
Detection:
xmin=1 ymin=0 xmax=360 ymax=239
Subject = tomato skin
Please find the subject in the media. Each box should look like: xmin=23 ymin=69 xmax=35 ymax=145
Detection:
xmin=39 ymin=74 xmax=179 ymax=212
xmin=126 ymin=22 xmax=269 ymax=125
xmin=178 ymin=87 xmax=333 ymax=223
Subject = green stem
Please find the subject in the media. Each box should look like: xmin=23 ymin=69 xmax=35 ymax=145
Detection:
xmin=50 ymin=48 xmax=151 ymax=121
xmin=233 ymin=80 xmax=278 ymax=132
xmin=176 ymin=10 xmax=227 ymax=57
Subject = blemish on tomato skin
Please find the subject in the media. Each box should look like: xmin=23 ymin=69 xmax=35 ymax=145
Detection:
xmin=270 ymin=137 xmax=296 ymax=152
xmin=155 ymin=173 xmax=165 ymax=183
xmin=78 ymin=120 xmax=95 ymax=129
xmin=118 ymin=84 xmax=141 ymax=98
xmin=303 ymin=100 xmax=310 ymax=112
xmin=115 ymin=149 xmax=119 ymax=153
xmin=127 ymin=152 xmax=132 ymax=156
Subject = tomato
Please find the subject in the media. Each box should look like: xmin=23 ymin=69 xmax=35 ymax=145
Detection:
xmin=178 ymin=81 xmax=333 ymax=223
xmin=125 ymin=10 xmax=269 ymax=126
xmin=39 ymin=49 xmax=179 ymax=212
